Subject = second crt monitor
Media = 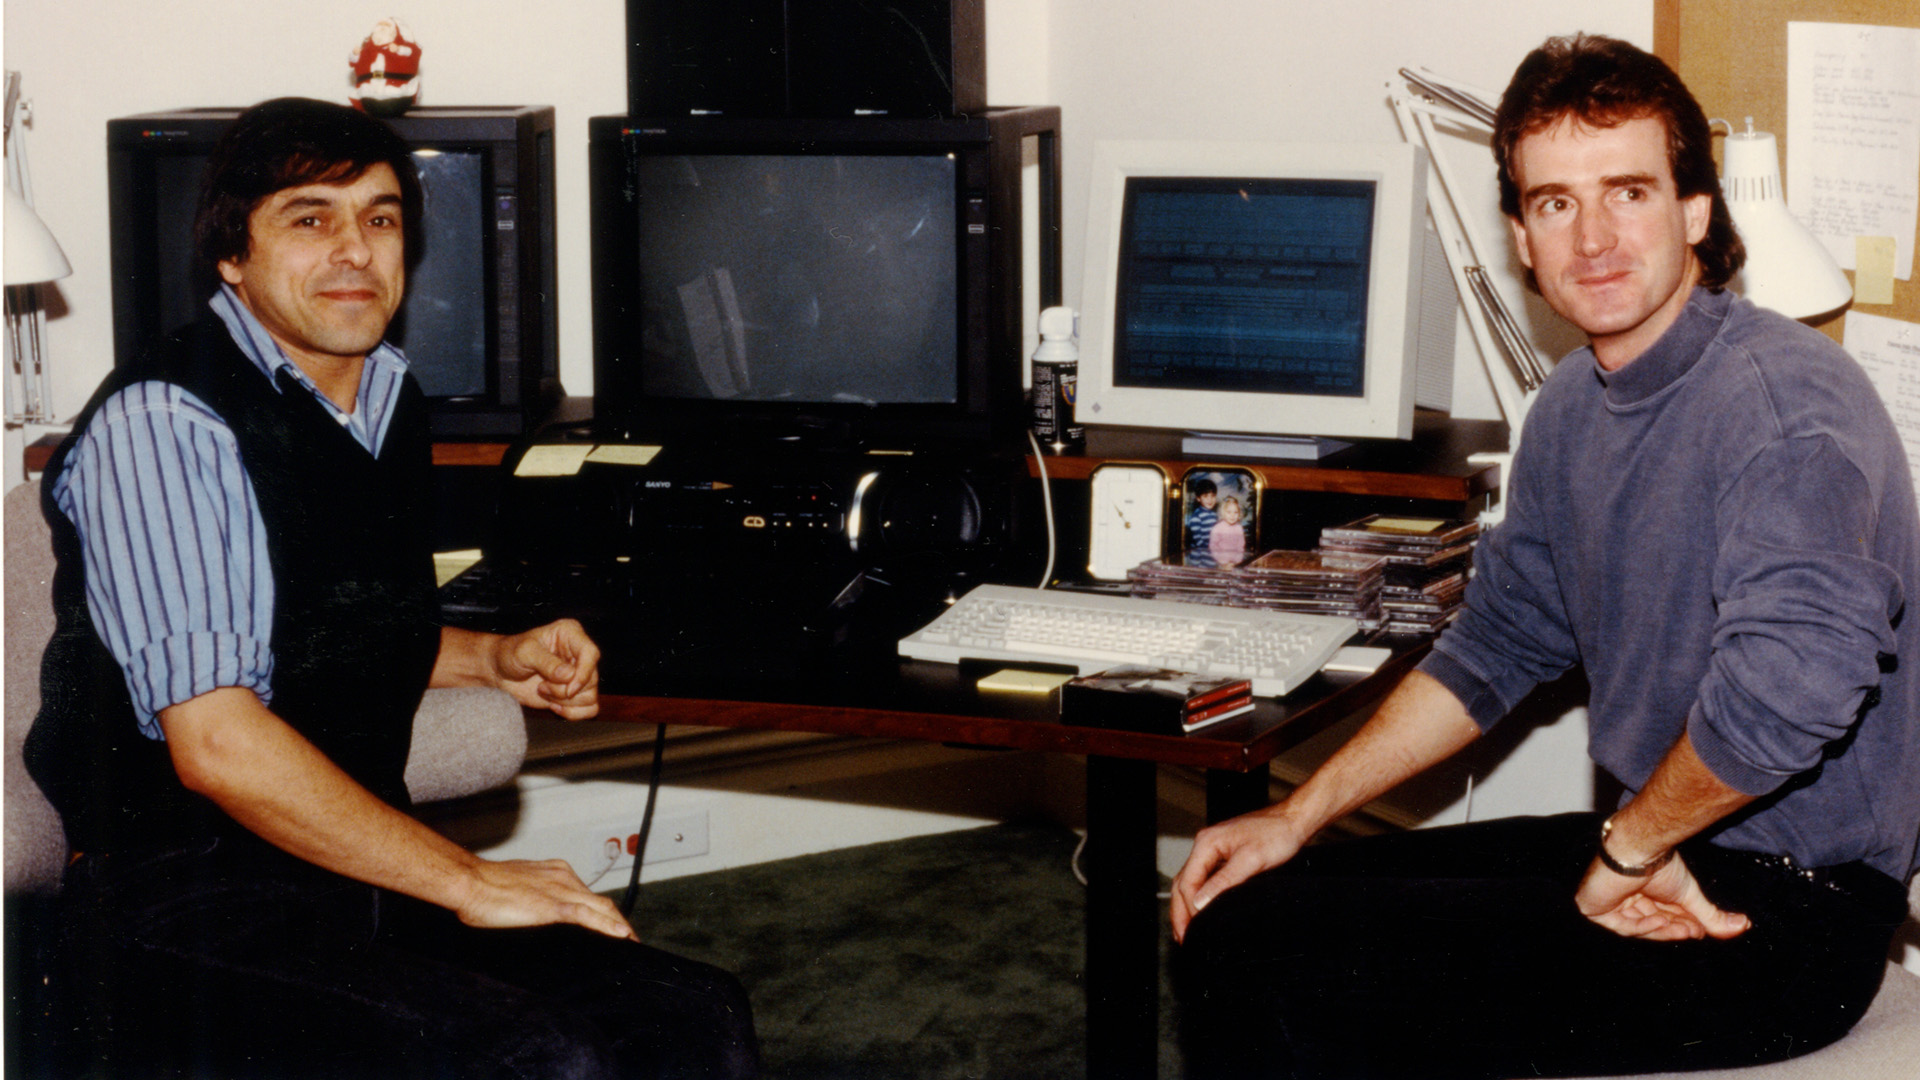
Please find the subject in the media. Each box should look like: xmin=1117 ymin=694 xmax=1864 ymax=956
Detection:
xmin=1073 ymin=140 xmax=1456 ymax=458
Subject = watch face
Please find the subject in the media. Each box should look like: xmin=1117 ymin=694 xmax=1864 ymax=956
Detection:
xmin=1089 ymin=464 xmax=1168 ymax=580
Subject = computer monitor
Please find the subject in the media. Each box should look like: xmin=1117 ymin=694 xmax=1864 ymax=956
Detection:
xmin=588 ymin=108 xmax=1061 ymax=449
xmin=107 ymin=106 xmax=562 ymax=438
xmin=1074 ymin=140 xmax=1456 ymax=459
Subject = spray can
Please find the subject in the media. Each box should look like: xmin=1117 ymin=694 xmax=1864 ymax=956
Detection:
xmin=1029 ymin=306 xmax=1084 ymax=448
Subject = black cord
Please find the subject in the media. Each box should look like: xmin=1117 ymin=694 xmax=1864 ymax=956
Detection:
xmin=619 ymin=723 xmax=669 ymax=918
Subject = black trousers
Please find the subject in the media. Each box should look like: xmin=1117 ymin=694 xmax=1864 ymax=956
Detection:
xmin=1174 ymin=813 xmax=1908 ymax=1080
xmin=53 ymin=837 xmax=760 ymax=1080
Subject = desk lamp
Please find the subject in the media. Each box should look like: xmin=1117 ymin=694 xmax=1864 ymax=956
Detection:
xmin=5 ymin=183 xmax=70 ymax=425
xmin=5 ymin=70 xmax=71 ymax=426
xmin=1717 ymin=117 xmax=1852 ymax=319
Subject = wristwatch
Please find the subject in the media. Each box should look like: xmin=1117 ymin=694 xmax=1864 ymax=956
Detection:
xmin=1597 ymin=814 xmax=1675 ymax=877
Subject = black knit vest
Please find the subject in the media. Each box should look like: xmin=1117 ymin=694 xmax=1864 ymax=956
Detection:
xmin=25 ymin=315 xmax=440 ymax=855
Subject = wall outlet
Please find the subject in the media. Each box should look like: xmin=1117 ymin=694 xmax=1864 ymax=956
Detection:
xmin=597 ymin=809 xmax=710 ymax=875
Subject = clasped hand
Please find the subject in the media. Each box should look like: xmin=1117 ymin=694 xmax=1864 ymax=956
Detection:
xmin=493 ymin=618 xmax=601 ymax=719
xmin=1575 ymin=851 xmax=1752 ymax=941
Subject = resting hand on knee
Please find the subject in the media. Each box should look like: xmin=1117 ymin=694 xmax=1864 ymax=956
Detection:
xmin=1171 ymin=808 xmax=1311 ymax=942
xmin=455 ymin=858 xmax=642 ymax=942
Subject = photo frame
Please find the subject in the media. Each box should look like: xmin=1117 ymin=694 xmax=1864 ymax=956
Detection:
xmin=1179 ymin=466 xmax=1261 ymax=568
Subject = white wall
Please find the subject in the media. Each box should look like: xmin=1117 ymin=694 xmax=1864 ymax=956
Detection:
xmin=6 ymin=4 xmax=619 ymax=436
xmin=0 ymin=1 xmax=1046 ymax=450
xmin=11 ymin=0 xmax=1640 ymax=437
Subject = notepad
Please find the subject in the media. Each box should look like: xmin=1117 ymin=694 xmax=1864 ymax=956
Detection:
xmin=977 ymin=669 xmax=1074 ymax=694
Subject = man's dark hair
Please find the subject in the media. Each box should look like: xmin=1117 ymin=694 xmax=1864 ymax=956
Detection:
xmin=1492 ymin=33 xmax=1745 ymax=290
xmin=194 ymin=97 xmax=424 ymax=285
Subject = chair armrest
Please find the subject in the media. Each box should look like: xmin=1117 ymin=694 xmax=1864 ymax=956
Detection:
xmin=404 ymin=688 xmax=527 ymax=804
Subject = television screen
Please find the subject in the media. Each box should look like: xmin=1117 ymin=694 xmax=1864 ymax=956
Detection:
xmin=633 ymin=153 xmax=959 ymax=406
xmin=1112 ymin=177 xmax=1376 ymax=399
xmin=397 ymin=149 xmax=489 ymax=398
xmin=109 ymin=106 xmax=560 ymax=437
xmin=132 ymin=147 xmax=491 ymax=400
xmin=590 ymin=109 xmax=1063 ymax=449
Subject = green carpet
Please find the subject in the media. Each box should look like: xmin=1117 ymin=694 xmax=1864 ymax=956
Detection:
xmin=626 ymin=822 xmax=1181 ymax=1079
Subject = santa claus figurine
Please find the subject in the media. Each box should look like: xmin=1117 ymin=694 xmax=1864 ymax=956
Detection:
xmin=349 ymin=18 xmax=421 ymax=116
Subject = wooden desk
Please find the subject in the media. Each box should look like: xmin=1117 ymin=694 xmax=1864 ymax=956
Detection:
xmin=589 ymin=640 xmax=1428 ymax=1080
xmin=1035 ymin=412 xmax=1506 ymax=503
xmin=29 ymin=395 xmax=1477 ymax=1074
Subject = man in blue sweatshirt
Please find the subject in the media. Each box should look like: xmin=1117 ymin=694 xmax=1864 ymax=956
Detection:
xmin=1172 ymin=34 xmax=1919 ymax=1079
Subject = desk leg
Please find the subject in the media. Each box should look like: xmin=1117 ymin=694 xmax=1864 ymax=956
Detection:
xmin=1205 ymin=767 xmax=1272 ymax=824
xmin=1084 ymin=755 xmax=1160 ymax=1080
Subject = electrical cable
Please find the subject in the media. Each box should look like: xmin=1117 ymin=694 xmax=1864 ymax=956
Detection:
xmin=1030 ymin=429 xmax=1163 ymax=898
xmin=583 ymin=842 xmax=622 ymax=891
xmin=619 ymin=722 xmax=669 ymax=917
xmin=1069 ymin=831 xmax=1174 ymax=901
xmin=1026 ymin=427 xmax=1058 ymax=588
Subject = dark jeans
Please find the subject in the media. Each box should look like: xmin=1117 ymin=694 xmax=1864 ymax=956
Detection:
xmin=1174 ymin=813 xmax=1908 ymax=1080
xmin=52 ymin=837 xmax=760 ymax=1080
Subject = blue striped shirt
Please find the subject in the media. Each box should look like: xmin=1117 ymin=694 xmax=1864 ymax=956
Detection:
xmin=52 ymin=286 xmax=412 ymax=739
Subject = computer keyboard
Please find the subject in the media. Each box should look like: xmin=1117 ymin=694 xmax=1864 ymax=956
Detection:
xmin=897 ymin=584 xmax=1359 ymax=697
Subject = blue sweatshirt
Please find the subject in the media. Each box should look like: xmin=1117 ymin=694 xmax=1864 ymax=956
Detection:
xmin=1421 ymin=287 xmax=1920 ymax=884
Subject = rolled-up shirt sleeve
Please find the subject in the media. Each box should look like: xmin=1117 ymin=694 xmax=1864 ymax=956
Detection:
xmin=1419 ymin=448 xmax=1583 ymax=731
xmin=51 ymin=381 xmax=275 ymax=740
xmin=1692 ymin=434 xmax=1902 ymax=795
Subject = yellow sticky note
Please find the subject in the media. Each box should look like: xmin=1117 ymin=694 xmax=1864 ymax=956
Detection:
xmin=514 ymin=444 xmax=594 ymax=477
xmin=1855 ymin=237 xmax=1896 ymax=306
xmin=1370 ymin=517 xmax=1445 ymax=534
xmin=432 ymin=548 xmax=484 ymax=587
xmin=586 ymin=444 xmax=662 ymax=466
xmin=977 ymin=669 xmax=1074 ymax=694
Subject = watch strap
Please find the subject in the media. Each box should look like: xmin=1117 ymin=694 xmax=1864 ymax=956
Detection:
xmin=1597 ymin=814 xmax=1675 ymax=877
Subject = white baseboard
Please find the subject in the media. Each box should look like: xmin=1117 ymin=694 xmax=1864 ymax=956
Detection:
xmin=428 ymin=728 xmax=1056 ymax=883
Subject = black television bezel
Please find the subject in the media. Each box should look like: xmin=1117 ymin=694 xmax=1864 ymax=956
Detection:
xmin=106 ymin=105 xmax=562 ymax=439
xmin=588 ymin=107 xmax=1060 ymax=450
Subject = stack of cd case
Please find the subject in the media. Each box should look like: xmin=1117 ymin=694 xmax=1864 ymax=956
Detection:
xmin=1125 ymin=559 xmax=1240 ymax=605
xmin=1227 ymin=549 xmax=1386 ymax=628
xmin=1317 ymin=515 xmax=1480 ymax=634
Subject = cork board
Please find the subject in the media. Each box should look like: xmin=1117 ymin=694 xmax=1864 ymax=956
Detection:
xmin=1654 ymin=0 xmax=1920 ymax=343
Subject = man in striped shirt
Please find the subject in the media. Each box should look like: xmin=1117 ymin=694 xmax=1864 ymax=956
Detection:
xmin=29 ymin=97 xmax=758 ymax=1078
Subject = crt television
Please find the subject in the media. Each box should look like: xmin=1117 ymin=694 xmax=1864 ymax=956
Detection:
xmin=1073 ymin=140 xmax=1456 ymax=459
xmin=587 ymin=107 xmax=1060 ymax=449
xmin=107 ymin=105 xmax=562 ymax=438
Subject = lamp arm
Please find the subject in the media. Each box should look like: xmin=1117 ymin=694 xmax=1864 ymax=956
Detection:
xmin=1410 ymin=103 xmax=1547 ymax=389
xmin=1390 ymin=95 xmax=1542 ymax=434
xmin=4 ymin=71 xmax=19 ymax=149
xmin=1399 ymin=67 xmax=1500 ymax=127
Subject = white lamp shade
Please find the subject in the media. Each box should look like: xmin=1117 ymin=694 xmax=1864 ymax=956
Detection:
xmin=5 ymin=183 xmax=72 ymax=286
xmin=1721 ymin=128 xmax=1851 ymax=319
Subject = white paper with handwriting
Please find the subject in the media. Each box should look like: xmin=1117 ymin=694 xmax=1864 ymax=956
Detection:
xmin=1847 ymin=310 xmax=1920 ymax=499
xmin=1786 ymin=22 xmax=1920 ymax=280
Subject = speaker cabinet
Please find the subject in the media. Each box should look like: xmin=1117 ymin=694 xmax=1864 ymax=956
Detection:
xmin=627 ymin=0 xmax=985 ymax=118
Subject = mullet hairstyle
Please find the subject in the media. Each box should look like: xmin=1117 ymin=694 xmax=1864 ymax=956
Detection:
xmin=1492 ymin=33 xmax=1745 ymax=290
xmin=193 ymin=97 xmax=424 ymax=290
